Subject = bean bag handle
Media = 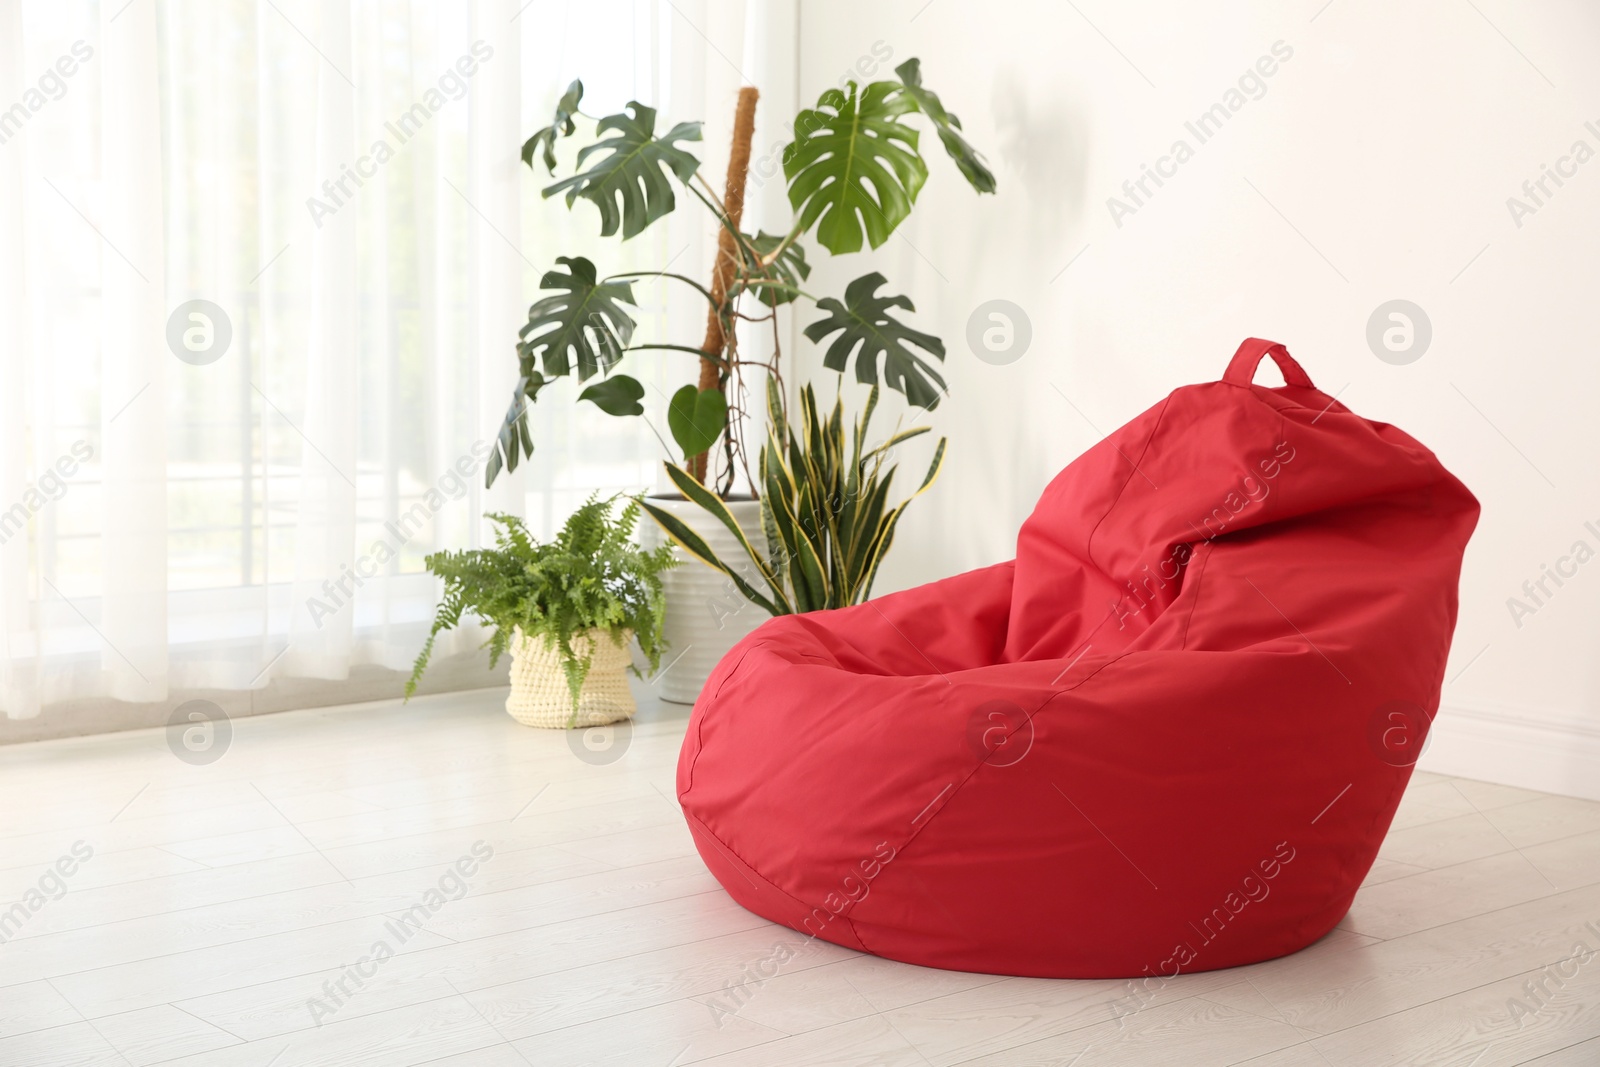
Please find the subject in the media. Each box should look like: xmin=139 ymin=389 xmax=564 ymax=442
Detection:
xmin=1224 ymin=337 xmax=1316 ymax=390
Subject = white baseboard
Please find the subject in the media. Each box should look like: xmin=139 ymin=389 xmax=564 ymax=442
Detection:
xmin=1421 ymin=700 xmax=1600 ymax=802
xmin=0 ymin=651 xmax=507 ymax=746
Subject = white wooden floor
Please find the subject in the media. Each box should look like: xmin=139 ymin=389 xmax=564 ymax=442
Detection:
xmin=2 ymin=687 xmax=1599 ymax=1067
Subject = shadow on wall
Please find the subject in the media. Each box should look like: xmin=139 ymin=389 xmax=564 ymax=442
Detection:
xmin=991 ymin=67 xmax=1090 ymax=239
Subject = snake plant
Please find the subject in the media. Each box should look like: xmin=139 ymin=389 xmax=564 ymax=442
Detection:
xmin=640 ymin=379 xmax=945 ymax=615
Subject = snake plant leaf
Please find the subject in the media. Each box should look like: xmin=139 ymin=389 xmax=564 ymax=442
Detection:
xmin=649 ymin=463 xmax=793 ymax=613
xmin=766 ymin=374 xmax=790 ymax=449
xmin=485 ymin=372 xmax=548 ymax=487
xmin=543 ymin=103 xmax=702 ymax=239
xmin=851 ymin=382 xmax=879 ymax=467
xmin=656 ymin=383 xmax=944 ymax=615
xmin=639 ymin=497 xmax=782 ymax=616
xmin=789 ymin=513 xmax=832 ymax=611
xmin=782 ymin=80 xmax=927 ymax=254
xmin=757 ymin=432 xmax=818 ymax=609
xmin=863 ymin=425 xmax=933 ymax=461
xmin=844 ymin=470 xmax=896 ymax=579
xmin=517 ymin=256 xmax=637 ymax=383
xmin=520 ymin=79 xmax=584 ymax=174
xmin=731 ymin=231 xmax=811 ymax=307
xmin=666 ymin=385 xmax=727 ymax=460
xmin=760 ymin=435 xmax=800 ymax=564
xmin=803 ymin=272 xmax=948 ymax=409
xmin=577 ymin=373 xmax=645 ymax=417
xmin=893 ymin=59 xmax=997 ymax=194
xmin=861 ymin=436 xmax=947 ymax=597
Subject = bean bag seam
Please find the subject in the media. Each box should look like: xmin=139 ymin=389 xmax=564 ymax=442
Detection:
xmin=683 ymin=807 xmax=819 ymax=918
xmin=1228 ymin=383 xmax=1338 ymax=438
xmin=1178 ymin=405 xmax=1282 ymax=649
xmin=1272 ymin=407 xmax=1291 ymax=518
xmin=839 ymin=912 xmax=867 ymax=952
xmin=983 ymin=612 xmax=1157 ymax=765
xmin=1086 ymin=394 xmax=1174 ymax=569
xmin=1178 ymin=540 xmax=1217 ymax=651
xmin=1222 ymin=380 xmax=1329 ymax=408
xmin=686 ymin=807 xmax=876 ymax=954
xmin=681 ymin=643 xmax=759 ymax=805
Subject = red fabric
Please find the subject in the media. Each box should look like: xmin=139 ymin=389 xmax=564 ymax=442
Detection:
xmin=677 ymin=338 xmax=1479 ymax=978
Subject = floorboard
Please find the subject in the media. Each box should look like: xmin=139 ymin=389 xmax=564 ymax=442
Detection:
xmin=2 ymin=686 xmax=1597 ymax=1066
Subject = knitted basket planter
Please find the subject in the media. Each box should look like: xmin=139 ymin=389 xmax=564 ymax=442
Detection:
xmin=505 ymin=627 xmax=635 ymax=729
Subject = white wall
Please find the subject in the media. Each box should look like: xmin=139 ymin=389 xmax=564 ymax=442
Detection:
xmin=792 ymin=0 xmax=1600 ymax=798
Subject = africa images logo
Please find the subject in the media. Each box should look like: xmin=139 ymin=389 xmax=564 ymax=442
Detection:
xmin=0 ymin=842 xmax=94 ymax=943
xmin=1107 ymin=41 xmax=1294 ymax=228
xmin=305 ymin=841 xmax=494 ymax=1026
xmin=1114 ymin=440 xmax=1296 ymax=629
xmin=305 ymin=41 xmax=494 ymax=228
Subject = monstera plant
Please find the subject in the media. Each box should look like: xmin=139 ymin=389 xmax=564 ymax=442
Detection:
xmin=487 ymin=58 xmax=995 ymax=614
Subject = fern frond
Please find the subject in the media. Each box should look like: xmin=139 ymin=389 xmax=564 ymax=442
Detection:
xmin=408 ymin=495 xmax=677 ymax=710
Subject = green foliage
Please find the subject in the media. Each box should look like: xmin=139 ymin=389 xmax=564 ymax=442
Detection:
xmin=804 ymin=273 xmax=947 ymax=410
xmin=782 ymin=80 xmax=927 ymax=255
xmin=730 ymin=230 xmax=811 ymax=308
xmin=407 ymin=497 xmax=676 ymax=719
xmin=892 ymin=59 xmax=997 ymax=194
xmin=490 ymin=258 xmax=637 ymax=481
xmin=543 ymin=103 xmax=703 ymax=240
xmin=487 ymin=56 xmax=994 ymax=498
xmin=521 ymin=79 xmax=585 ymax=174
xmin=641 ymin=381 xmax=945 ymax=615
xmin=579 ymin=374 xmax=645 ymax=416
xmin=666 ymin=385 xmax=729 ymax=460
xmin=486 ymin=372 xmax=547 ymax=487
xmin=518 ymin=256 xmax=637 ymax=383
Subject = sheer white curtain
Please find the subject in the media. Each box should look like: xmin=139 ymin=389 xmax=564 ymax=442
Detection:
xmin=1 ymin=0 xmax=772 ymax=722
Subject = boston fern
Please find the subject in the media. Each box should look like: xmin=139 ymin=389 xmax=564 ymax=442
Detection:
xmin=406 ymin=497 xmax=675 ymax=709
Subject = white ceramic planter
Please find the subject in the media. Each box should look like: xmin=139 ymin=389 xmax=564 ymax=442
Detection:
xmin=642 ymin=495 xmax=769 ymax=704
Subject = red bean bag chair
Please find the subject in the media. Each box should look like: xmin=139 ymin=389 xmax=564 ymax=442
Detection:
xmin=677 ymin=338 xmax=1479 ymax=978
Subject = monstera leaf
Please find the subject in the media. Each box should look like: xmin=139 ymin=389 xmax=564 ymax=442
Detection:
xmin=517 ymin=256 xmax=637 ymax=383
xmin=521 ymin=79 xmax=584 ymax=174
xmin=730 ymin=231 xmax=811 ymax=307
xmin=782 ymin=81 xmax=928 ymax=255
xmin=803 ymin=273 xmax=946 ymax=409
xmin=485 ymin=372 xmax=548 ymax=487
xmin=578 ymin=374 xmax=645 ymax=416
xmin=893 ymin=59 xmax=996 ymax=194
xmin=543 ymin=103 xmax=702 ymax=239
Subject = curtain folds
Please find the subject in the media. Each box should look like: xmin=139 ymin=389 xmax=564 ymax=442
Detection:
xmin=98 ymin=0 xmax=169 ymax=703
xmin=2 ymin=0 xmax=773 ymax=722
